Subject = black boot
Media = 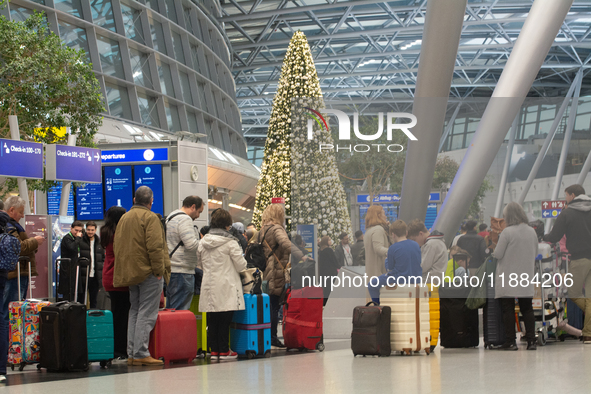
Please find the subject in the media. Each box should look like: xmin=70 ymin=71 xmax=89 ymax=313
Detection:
xmin=527 ymin=341 xmax=537 ymax=350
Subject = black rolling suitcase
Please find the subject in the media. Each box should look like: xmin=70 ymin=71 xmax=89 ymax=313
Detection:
xmin=351 ymin=302 xmax=391 ymax=357
xmin=439 ymin=253 xmax=479 ymax=348
xmin=483 ymin=282 xmax=506 ymax=348
xmin=40 ymin=258 xmax=89 ymax=372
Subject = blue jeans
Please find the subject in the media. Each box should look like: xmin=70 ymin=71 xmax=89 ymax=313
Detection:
xmin=0 ymin=275 xmax=8 ymax=375
xmin=367 ymin=274 xmax=391 ymax=304
xmin=2 ymin=276 xmax=28 ymax=323
xmin=166 ymin=273 xmax=195 ymax=311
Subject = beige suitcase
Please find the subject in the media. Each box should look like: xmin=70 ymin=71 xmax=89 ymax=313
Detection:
xmin=380 ymin=284 xmax=431 ymax=355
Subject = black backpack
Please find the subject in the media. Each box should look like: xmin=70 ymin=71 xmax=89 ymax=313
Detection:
xmin=245 ymin=225 xmax=279 ymax=272
xmin=162 ymin=212 xmax=190 ymax=258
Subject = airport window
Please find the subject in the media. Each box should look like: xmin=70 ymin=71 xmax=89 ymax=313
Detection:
xmin=247 ymin=146 xmax=264 ymax=167
xmin=10 ymin=6 xmax=35 ymax=22
xmin=179 ymin=71 xmax=193 ymax=105
xmin=157 ymin=60 xmax=176 ymax=98
xmin=187 ymin=111 xmax=199 ymax=134
xmin=575 ymin=99 xmax=591 ymax=132
xmin=165 ymin=102 xmax=181 ymax=132
xmin=129 ymin=48 xmax=153 ymax=89
xmin=105 ymin=83 xmax=132 ymax=120
xmin=172 ymin=31 xmax=185 ymax=64
xmin=150 ymin=18 xmax=166 ymax=54
xmin=197 ymin=83 xmax=209 ymax=112
xmin=96 ymin=35 xmax=125 ymax=79
xmin=137 ymin=91 xmax=160 ymax=127
xmin=190 ymin=45 xmax=202 ymax=74
xmin=54 ymin=0 xmax=84 ymax=19
xmin=120 ymin=3 xmax=145 ymax=44
xmin=90 ymin=0 xmax=116 ymax=32
xmin=164 ymin=0 xmax=177 ymax=23
xmin=145 ymin=0 xmax=159 ymax=12
xmin=58 ymin=20 xmax=91 ymax=63
xmin=183 ymin=8 xmax=194 ymax=36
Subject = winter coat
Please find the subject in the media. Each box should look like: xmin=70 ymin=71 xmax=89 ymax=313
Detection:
xmin=166 ymin=210 xmax=199 ymax=274
xmin=260 ymin=224 xmax=304 ymax=296
xmin=102 ymin=239 xmax=128 ymax=292
xmin=335 ymin=243 xmax=353 ymax=267
xmin=544 ymin=195 xmax=591 ymax=260
xmin=364 ymin=225 xmax=389 ymax=279
xmin=457 ymin=230 xmax=488 ymax=270
xmin=493 ymin=223 xmax=538 ymax=298
xmin=5 ymin=217 xmax=39 ymax=280
xmin=113 ymin=205 xmax=171 ymax=287
xmin=59 ymin=232 xmax=81 ymax=298
xmin=421 ymin=235 xmax=449 ymax=281
xmin=79 ymin=234 xmax=104 ymax=292
xmin=197 ymin=228 xmax=247 ymax=312
xmin=351 ymin=239 xmax=365 ymax=266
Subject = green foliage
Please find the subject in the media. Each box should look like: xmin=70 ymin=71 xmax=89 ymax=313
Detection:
xmin=0 ymin=11 xmax=104 ymax=193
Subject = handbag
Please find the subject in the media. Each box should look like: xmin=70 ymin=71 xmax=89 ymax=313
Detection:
xmin=466 ymin=256 xmax=497 ymax=310
xmin=240 ymin=267 xmax=263 ymax=294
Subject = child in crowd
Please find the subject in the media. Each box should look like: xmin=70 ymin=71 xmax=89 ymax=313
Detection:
xmin=444 ymin=246 xmax=471 ymax=282
xmin=368 ymin=220 xmax=422 ymax=304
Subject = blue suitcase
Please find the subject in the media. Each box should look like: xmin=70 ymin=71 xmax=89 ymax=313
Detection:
xmin=230 ymin=294 xmax=271 ymax=359
xmin=87 ymin=310 xmax=114 ymax=367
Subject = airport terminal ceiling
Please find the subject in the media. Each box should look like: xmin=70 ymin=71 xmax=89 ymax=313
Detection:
xmin=218 ymin=0 xmax=591 ymax=145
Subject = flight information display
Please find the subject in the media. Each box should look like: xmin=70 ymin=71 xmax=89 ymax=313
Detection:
xmin=104 ymin=166 xmax=134 ymax=212
xmin=47 ymin=184 xmax=74 ymax=216
xmin=134 ymin=164 xmax=164 ymax=216
xmin=76 ymin=183 xmax=104 ymax=221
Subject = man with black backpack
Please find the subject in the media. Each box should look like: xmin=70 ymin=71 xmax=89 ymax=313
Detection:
xmin=165 ymin=195 xmax=204 ymax=310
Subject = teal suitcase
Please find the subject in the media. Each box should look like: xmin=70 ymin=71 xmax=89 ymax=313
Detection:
xmin=87 ymin=310 xmax=114 ymax=367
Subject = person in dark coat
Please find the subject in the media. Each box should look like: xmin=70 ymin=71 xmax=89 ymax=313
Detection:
xmin=318 ymin=236 xmax=339 ymax=306
xmin=79 ymin=221 xmax=104 ymax=308
xmin=60 ymin=220 xmax=84 ymax=301
xmin=457 ymin=220 xmax=488 ymax=271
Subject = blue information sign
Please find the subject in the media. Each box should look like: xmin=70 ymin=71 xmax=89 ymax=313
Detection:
xmin=134 ymin=164 xmax=164 ymax=216
xmin=356 ymin=192 xmax=440 ymax=204
xmin=46 ymin=145 xmax=102 ymax=183
xmin=0 ymin=138 xmax=44 ymax=179
xmin=101 ymin=148 xmax=169 ymax=163
xmin=47 ymin=184 xmax=74 ymax=216
xmin=542 ymin=209 xmax=561 ymax=218
xmin=104 ymin=166 xmax=134 ymax=212
xmin=76 ymin=183 xmax=104 ymax=221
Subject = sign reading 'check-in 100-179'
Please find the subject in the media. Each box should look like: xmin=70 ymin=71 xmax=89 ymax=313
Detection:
xmin=0 ymin=138 xmax=44 ymax=179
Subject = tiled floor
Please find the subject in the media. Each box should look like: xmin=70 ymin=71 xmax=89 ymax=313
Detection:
xmin=1 ymin=338 xmax=590 ymax=393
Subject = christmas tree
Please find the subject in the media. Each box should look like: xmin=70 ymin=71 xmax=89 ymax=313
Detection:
xmin=252 ymin=31 xmax=352 ymax=242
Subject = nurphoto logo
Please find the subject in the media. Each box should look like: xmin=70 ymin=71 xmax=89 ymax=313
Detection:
xmin=304 ymin=108 xmax=418 ymax=152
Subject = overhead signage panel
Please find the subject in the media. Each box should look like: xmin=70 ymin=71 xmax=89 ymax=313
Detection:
xmin=0 ymin=138 xmax=44 ymax=179
xmin=46 ymin=145 xmax=102 ymax=183
xmin=101 ymin=148 xmax=169 ymax=164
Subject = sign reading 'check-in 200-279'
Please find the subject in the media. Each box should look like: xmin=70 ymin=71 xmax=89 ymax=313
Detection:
xmin=0 ymin=138 xmax=44 ymax=179
xmin=46 ymin=144 xmax=102 ymax=183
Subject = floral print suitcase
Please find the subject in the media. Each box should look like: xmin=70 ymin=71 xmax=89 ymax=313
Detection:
xmin=9 ymin=300 xmax=51 ymax=369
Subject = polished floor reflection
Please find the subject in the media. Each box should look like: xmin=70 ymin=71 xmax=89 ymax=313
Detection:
xmin=2 ymin=339 xmax=590 ymax=393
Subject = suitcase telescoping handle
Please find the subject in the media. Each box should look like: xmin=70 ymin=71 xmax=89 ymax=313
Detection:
xmin=16 ymin=256 xmax=32 ymax=301
xmin=74 ymin=257 xmax=90 ymax=304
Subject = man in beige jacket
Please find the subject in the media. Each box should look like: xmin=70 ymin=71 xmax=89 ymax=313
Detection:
xmin=114 ymin=186 xmax=171 ymax=366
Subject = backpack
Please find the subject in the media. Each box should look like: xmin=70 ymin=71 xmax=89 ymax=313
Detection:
xmin=162 ymin=212 xmax=190 ymax=258
xmin=0 ymin=223 xmax=21 ymax=271
xmin=244 ymin=225 xmax=279 ymax=272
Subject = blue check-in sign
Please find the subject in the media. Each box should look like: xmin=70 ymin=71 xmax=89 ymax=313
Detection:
xmin=0 ymin=138 xmax=44 ymax=179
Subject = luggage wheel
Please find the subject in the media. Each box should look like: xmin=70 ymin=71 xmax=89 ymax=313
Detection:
xmin=316 ymin=342 xmax=325 ymax=352
xmin=36 ymin=364 xmax=42 ymax=370
xmin=246 ymin=351 xmax=256 ymax=360
xmin=264 ymin=350 xmax=271 ymax=358
xmin=425 ymin=348 xmax=431 ymax=356
xmin=19 ymin=362 xmax=26 ymax=371
xmin=10 ymin=364 xmax=14 ymax=371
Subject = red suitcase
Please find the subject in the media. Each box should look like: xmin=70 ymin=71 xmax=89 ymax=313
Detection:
xmin=282 ymin=286 xmax=325 ymax=351
xmin=148 ymin=309 xmax=197 ymax=364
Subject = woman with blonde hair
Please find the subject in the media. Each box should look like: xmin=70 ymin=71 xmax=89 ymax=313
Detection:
xmin=258 ymin=204 xmax=306 ymax=347
xmin=364 ymin=205 xmax=390 ymax=280
xmin=492 ymin=202 xmax=538 ymax=350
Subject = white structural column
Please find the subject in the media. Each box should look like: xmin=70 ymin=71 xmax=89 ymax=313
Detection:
xmin=9 ymin=115 xmax=31 ymax=214
xmin=517 ymin=71 xmax=581 ymax=205
xmin=494 ymin=115 xmax=518 ymax=218
xmin=433 ymin=0 xmax=574 ymax=246
xmin=439 ymin=103 xmax=463 ymax=153
xmin=59 ymin=131 xmax=77 ymax=216
xmin=576 ymin=147 xmax=591 ymax=185
xmin=398 ymin=0 xmax=467 ymax=223
xmin=546 ymin=68 xmax=583 ymax=231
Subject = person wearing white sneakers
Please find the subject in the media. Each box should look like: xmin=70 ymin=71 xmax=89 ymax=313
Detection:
xmin=198 ymin=208 xmax=247 ymax=360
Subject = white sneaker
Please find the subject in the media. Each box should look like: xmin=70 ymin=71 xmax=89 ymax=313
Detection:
xmin=0 ymin=375 xmax=6 ymax=383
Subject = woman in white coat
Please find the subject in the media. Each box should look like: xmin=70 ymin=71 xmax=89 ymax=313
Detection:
xmin=492 ymin=202 xmax=539 ymax=351
xmin=198 ymin=208 xmax=247 ymax=360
